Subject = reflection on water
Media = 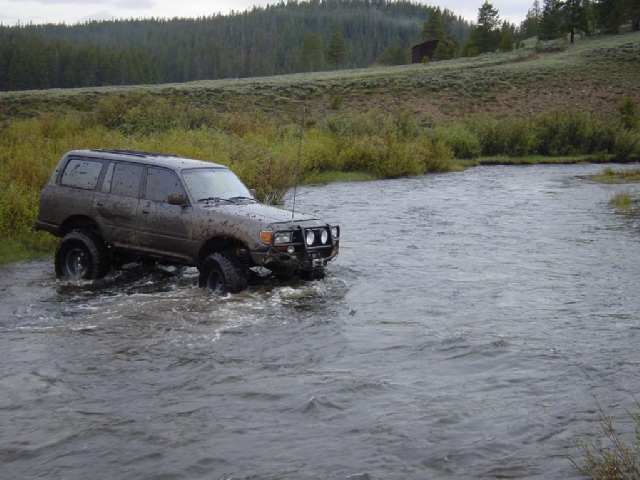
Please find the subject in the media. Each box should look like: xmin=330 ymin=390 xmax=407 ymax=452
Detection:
xmin=1 ymin=163 xmax=640 ymax=479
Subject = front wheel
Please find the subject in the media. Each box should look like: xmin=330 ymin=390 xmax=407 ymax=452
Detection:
xmin=299 ymin=268 xmax=325 ymax=281
xmin=54 ymin=231 xmax=111 ymax=280
xmin=198 ymin=252 xmax=248 ymax=294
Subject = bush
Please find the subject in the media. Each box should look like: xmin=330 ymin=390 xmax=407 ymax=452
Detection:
xmin=418 ymin=137 xmax=455 ymax=173
xmin=533 ymin=111 xmax=614 ymax=156
xmin=618 ymin=94 xmax=638 ymax=131
xmin=571 ymin=397 xmax=640 ymax=479
xmin=501 ymin=117 xmax=539 ymax=157
xmin=424 ymin=124 xmax=481 ymax=159
xmin=613 ymin=130 xmax=640 ymax=161
xmin=466 ymin=115 xmax=508 ymax=156
xmin=322 ymin=110 xmax=396 ymax=138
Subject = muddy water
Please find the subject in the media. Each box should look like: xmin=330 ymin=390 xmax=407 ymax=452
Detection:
xmin=2 ymin=164 xmax=640 ymax=479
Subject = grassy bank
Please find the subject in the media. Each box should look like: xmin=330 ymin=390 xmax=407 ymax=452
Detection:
xmin=2 ymin=104 xmax=639 ymax=263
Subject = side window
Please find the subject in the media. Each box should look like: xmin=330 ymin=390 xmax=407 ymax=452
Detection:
xmin=144 ymin=168 xmax=186 ymax=203
xmin=109 ymin=163 xmax=144 ymax=198
xmin=60 ymin=159 xmax=103 ymax=190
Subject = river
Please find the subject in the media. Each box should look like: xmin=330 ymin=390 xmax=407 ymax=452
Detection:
xmin=2 ymin=163 xmax=640 ymax=479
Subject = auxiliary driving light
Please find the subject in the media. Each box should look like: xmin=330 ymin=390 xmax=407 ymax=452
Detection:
xmin=287 ymin=246 xmax=295 ymax=254
xmin=321 ymin=229 xmax=329 ymax=244
xmin=306 ymin=230 xmax=315 ymax=246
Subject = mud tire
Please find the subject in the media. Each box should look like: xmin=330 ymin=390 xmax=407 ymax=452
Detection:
xmin=55 ymin=230 xmax=111 ymax=280
xmin=199 ymin=252 xmax=248 ymax=294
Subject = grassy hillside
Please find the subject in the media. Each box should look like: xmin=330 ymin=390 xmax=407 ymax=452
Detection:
xmin=1 ymin=32 xmax=639 ymax=125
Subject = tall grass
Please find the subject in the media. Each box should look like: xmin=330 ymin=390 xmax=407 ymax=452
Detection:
xmin=1 ymin=95 xmax=638 ymax=260
xmin=0 ymin=104 xmax=456 ymax=258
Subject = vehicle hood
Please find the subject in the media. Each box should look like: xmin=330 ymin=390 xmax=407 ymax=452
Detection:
xmin=198 ymin=202 xmax=321 ymax=225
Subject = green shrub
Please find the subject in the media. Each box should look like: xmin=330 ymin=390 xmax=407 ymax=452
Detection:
xmin=571 ymin=398 xmax=640 ymax=479
xmin=419 ymin=137 xmax=455 ymax=173
xmin=466 ymin=115 xmax=508 ymax=156
xmin=330 ymin=93 xmax=343 ymax=110
xmin=301 ymin=129 xmax=341 ymax=173
xmin=393 ymin=109 xmax=420 ymax=139
xmin=618 ymin=94 xmax=638 ymax=131
xmin=322 ymin=110 xmax=396 ymax=138
xmin=424 ymin=124 xmax=481 ymax=159
xmin=613 ymin=130 xmax=640 ymax=161
xmin=501 ymin=117 xmax=539 ymax=157
xmin=533 ymin=111 xmax=614 ymax=156
xmin=95 ymin=95 xmax=129 ymax=130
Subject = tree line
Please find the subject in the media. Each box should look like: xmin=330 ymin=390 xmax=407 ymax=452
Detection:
xmin=520 ymin=0 xmax=640 ymax=42
xmin=0 ymin=0 xmax=638 ymax=92
xmin=0 ymin=0 xmax=471 ymax=91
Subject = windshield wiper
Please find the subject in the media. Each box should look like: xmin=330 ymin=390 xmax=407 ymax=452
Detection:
xmin=197 ymin=197 xmax=234 ymax=204
xmin=229 ymin=196 xmax=257 ymax=202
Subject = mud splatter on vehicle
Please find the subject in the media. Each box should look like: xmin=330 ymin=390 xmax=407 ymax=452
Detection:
xmin=35 ymin=149 xmax=339 ymax=293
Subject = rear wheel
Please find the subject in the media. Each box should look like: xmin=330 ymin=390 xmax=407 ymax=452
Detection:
xmin=199 ymin=252 xmax=248 ymax=294
xmin=54 ymin=231 xmax=111 ymax=280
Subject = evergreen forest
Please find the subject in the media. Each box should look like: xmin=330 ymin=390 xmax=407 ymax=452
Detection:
xmin=1 ymin=0 xmax=639 ymax=92
xmin=0 ymin=0 xmax=471 ymax=91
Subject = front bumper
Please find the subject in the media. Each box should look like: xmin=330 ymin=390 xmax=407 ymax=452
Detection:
xmin=251 ymin=223 xmax=340 ymax=274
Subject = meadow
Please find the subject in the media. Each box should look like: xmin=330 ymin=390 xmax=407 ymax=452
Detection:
xmin=1 ymin=31 xmax=640 ymax=262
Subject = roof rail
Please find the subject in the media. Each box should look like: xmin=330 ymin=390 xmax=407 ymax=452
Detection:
xmin=90 ymin=149 xmax=180 ymax=158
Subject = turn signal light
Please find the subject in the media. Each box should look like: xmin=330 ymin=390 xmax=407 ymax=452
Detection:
xmin=260 ymin=231 xmax=273 ymax=244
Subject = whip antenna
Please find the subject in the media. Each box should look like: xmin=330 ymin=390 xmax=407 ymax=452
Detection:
xmin=291 ymin=107 xmax=306 ymax=223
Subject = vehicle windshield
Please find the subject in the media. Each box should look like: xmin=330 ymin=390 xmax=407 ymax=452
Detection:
xmin=182 ymin=168 xmax=252 ymax=202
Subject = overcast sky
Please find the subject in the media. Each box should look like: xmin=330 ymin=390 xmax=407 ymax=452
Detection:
xmin=0 ymin=0 xmax=532 ymax=27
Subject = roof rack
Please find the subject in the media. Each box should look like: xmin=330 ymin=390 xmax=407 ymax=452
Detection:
xmin=90 ymin=149 xmax=180 ymax=158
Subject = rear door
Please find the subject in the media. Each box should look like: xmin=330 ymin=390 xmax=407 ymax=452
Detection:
xmin=92 ymin=162 xmax=143 ymax=246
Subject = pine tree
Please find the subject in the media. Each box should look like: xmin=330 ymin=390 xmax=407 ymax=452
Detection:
xmin=499 ymin=31 xmax=514 ymax=52
xmin=521 ymin=0 xmax=542 ymax=38
xmin=326 ymin=24 xmax=347 ymax=70
xmin=300 ymin=33 xmax=323 ymax=72
xmin=594 ymin=0 xmax=626 ymax=33
xmin=539 ymin=0 xmax=563 ymax=39
xmin=467 ymin=1 xmax=502 ymax=54
xmin=421 ymin=7 xmax=447 ymax=41
xmin=561 ymin=0 xmax=591 ymax=43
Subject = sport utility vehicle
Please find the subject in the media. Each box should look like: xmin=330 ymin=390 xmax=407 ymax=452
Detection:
xmin=35 ymin=149 xmax=339 ymax=293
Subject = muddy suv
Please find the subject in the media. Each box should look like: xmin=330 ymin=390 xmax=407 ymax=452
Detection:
xmin=35 ymin=149 xmax=339 ymax=293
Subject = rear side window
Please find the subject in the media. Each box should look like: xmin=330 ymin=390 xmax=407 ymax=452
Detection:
xmin=60 ymin=159 xmax=103 ymax=190
xmin=108 ymin=163 xmax=144 ymax=198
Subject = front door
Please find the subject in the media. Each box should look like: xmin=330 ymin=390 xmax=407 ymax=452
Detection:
xmin=136 ymin=167 xmax=192 ymax=257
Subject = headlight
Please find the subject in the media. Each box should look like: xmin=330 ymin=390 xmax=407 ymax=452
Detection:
xmin=320 ymin=229 xmax=329 ymax=244
xmin=274 ymin=232 xmax=293 ymax=245
xmin=306 ymin=230 xmax=315 ymax=246
xmin=331 ymin=226 xmax=339 ymax=239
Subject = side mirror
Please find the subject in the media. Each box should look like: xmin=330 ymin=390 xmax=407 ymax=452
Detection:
xmin=168 ymin=193 xmax=188 ymax=207
xmin=249 ymin=188 xmax=258 ymax=200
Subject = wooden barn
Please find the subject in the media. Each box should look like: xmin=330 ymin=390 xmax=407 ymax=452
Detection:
xmin=411 ymin=39 xmax=441 ymax=63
